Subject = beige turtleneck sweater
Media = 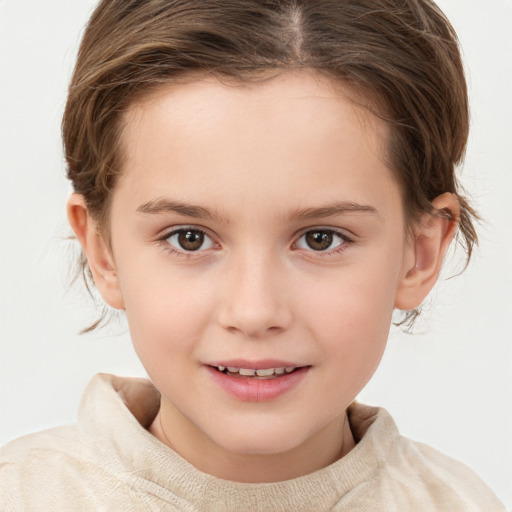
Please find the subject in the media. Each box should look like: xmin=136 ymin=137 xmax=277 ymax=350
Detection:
xmin=0 ymin=374 xmax=505 ymax=511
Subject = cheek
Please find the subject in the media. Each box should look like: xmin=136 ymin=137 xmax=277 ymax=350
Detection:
xmin=297 ymin=262 xmax=399 ymax=386
xmin=117 ymin=265 xmax=215 ymax=363
xmin=299 ymin=259 xmax=398 ymax=335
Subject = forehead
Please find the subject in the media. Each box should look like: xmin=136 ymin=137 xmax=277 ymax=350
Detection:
xmin=115 ymin=70 xmax=400 ymax=221
xmin=124 ymin=70 xmax=385 ymax=153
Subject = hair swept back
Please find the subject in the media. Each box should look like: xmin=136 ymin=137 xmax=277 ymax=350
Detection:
xmin=63 ymin=0 xmax=477 ymax=331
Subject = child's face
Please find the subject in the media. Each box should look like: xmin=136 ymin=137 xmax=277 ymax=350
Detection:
xmin=104 ymin=71 xmax=416 ymax=465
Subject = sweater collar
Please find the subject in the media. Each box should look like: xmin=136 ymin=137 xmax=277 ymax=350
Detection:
xmin=78 ymin=373 xmax=399 ymax=512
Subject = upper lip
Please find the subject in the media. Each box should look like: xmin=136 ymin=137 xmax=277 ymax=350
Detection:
xmin=205 ymin=359 xmax=305 ymax=370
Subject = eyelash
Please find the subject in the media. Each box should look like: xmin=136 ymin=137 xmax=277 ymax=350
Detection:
xmin=157 ymin=227 xmax=216 ymax=258
xmin=157 ymin=226 xmax=353 ymax=258
xmin=295 ymin=228 xmax=353 ymax=257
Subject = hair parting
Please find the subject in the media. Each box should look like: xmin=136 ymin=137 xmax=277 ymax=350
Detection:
xmin=63 ymin=0 xmax=478 ymax=331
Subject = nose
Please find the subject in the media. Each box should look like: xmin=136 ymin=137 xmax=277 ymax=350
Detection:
xmin=217 ymin=250 xmax=293 ymax=339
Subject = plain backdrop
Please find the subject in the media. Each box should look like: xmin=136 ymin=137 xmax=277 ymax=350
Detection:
xmin=1 ymin=0 xmax=511 ymax=507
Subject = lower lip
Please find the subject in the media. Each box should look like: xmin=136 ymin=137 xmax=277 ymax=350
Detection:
xmin=205 ymin=366 xmax=310 ymax=402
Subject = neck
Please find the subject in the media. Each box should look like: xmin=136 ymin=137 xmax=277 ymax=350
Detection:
xmin=149 ymin=400 xmax=356 ymax=483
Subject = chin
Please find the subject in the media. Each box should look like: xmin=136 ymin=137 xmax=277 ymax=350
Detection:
xmin=208 ymin=420 xmax=310 ymax=457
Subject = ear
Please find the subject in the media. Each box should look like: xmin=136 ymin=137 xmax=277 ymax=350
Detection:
xmin=67 ymin=193 xmax=125 ymax=310
xmin=394 ymin=193 xmax=459 ymax=310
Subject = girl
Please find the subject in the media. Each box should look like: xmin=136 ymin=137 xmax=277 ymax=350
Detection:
xmin=0 ymin=0 xmax=509 ymax=510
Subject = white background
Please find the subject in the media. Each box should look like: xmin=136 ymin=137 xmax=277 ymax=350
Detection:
xmin=1 ymin=0 xmax=511 ymax=507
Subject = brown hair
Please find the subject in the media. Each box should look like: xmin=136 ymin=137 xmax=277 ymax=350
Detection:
xmin=63 ymin=0 xmax=477 ymax=330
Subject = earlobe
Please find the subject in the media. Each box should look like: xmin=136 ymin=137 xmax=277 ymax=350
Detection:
xmin=66 ymin=193 xmax=125 ymax=310
xmin=394 ymin=193 xmax=460 ymax=310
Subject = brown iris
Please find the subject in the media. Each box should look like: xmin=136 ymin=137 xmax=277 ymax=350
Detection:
xmin=177 ymin=230 xmax=205 ymax=251
xmin=305 ymin=230 xmax=334 ymax=251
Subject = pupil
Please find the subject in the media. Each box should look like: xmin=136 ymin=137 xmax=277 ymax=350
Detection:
xmin=306 ymin=231 xmax=332 ymax=251
xmin=178 ymin=230 xmax=204 ymax=251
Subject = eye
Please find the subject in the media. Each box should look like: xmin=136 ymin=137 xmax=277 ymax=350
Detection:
xmin=165 ymin=228 xmax=214 ymax=252
xmin=296 ymin=229 xmax=346 ymax=252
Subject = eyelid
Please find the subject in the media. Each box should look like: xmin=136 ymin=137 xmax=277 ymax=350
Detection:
xmin=156 ymin=224 xmax=354 ymax=257
xmin=292 ymin=226 xmax=354 ymax=255
xmin=158 ymin=224 xmax=214 ymax=239
xmin=293 ymin=226 xmax=354 ymax=243
xmin=157 ymin=225 xmax=220 ymax=252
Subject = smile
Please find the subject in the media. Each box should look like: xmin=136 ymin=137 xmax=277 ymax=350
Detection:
xmin=213 ymin=365 xmax=299 ymax=379
xmin=206 ymin=364 xmax=310 ymax=401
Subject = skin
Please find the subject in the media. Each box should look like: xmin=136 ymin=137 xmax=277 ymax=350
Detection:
xmin=68 ymin=70 xmax=458 ymax=483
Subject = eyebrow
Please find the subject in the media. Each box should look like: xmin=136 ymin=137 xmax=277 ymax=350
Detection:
xmin=288 ymin=202 xmax=380 ymax=221
xmin=136 ymin=198 xmax=227 ymax=222
xmin=136 ymin=198 xmax=379 ymax=222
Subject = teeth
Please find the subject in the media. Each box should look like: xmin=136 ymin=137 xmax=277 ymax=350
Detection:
xmin=239 ymin=368 xmax=256 ymax=376
xmin=255 ymin=368 xmax=275 ymax=377
xmin=216 ymin=366 xmax=298 ymax=376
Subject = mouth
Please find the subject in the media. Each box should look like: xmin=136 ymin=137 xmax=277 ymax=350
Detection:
xmin=209 ymin=365 xmax=304 ymax=380
xmin=205 ymin=362 xmax=311 ymax=401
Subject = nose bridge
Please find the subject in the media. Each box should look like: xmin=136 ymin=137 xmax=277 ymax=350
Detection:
xmin=219 ymin=246 xmax=292 ymax=337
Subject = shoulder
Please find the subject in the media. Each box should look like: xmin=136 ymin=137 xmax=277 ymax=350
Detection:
xmin=0 ymin=373 xmax=163 ymax=511
xmin=344 ymin=402 xmax=506 ymax=512
xmin=392 ymin=436 xmax=505 ymax=511
xmin=1 ymin=426 xmax=73 ymax=509
xmin=1 ymin=422 xmax=86 ymax=473
xmin=0 ymin=424 xmax=109 ymax=510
